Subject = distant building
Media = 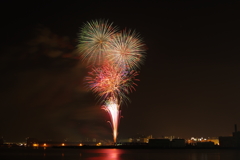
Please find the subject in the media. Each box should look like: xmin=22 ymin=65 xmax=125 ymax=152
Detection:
xmin=117 ymin=138 xmax=130 ymax=143
xmin=219 ymin=124 xmax=240 ymax=148
xmin=187 ymin=137 xmax=219 ymax=146
xmin=207 ymin=137 xmax=219 ymax=145
xmin=26 ymin=138 xmax=38 ymax=147
xmin=148 ymin=139 xmax=170 ymax=147
xmin=129 ymin=134 xmax=152 ymax=143
xmin=171 ymin=139 xmax=186 ymax=148
xmin=161 ymin=136 xmax=175 ymax=141
xmin=232 ymin=127 xmax=240 ymax=147
xmin=219 ymin=136 xmax=234 ymax=147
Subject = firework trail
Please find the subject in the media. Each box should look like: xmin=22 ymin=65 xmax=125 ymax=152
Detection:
xmin=78 ymin=19 xmax=146 ymax=143
xmin=102 ymin=98 xmax=120 ymax=143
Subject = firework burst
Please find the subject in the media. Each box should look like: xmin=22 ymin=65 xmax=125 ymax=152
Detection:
xmin=78 ymin=19 xmax=146 ymax=143
xmin=108 ymin=30 xmax=146 ymax=70
xmin=78 ymin=19 xmax=118 ymax=66
xmin=85 ymin=64 xmax=139 ymax=105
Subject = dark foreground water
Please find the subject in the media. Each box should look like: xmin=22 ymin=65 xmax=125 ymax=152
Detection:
xmin=1 ymin=148 xmax=240 ymax=160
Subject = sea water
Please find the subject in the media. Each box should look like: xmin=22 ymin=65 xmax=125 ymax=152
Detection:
xmin=0 ymin=147 xmax=240 ymax=160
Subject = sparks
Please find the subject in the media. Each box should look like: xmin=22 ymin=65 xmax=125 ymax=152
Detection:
xmin=78 ymin=19 xmax=118 ymax=66
xmin=108 ymin=30 xmax=146 ymax=70
xmin=102 ymin=98 xmax=120 ymax=143
xmin=78 ymin=19 xmax=146 ymax=143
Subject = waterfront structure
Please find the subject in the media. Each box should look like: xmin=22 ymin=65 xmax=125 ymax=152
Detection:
xmin=171 ymin=139 xmax=186 ymax=148
xmin=187 ymin=137 xmax=219 ymax=146
xmin=128 ymin=135 xmax=152 ymax=143
xmin=148 ymin=139 xmax=171 ymax=147
xmin=26 ymin=138 xmax=38 ymax=147
xmin=219 ymin=124 xmax=240 ymax=148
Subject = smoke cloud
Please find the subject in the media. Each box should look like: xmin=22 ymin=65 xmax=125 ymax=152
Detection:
xmin=0 ymin=25 xmax=111 ymax=142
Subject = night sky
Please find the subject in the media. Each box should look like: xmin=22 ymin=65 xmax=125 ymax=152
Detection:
xmin=1 ymin=0 xmax=240 ymax=142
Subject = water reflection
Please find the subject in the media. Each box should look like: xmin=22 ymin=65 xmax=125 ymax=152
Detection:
xmin=84 ymin=149 xmax=224 ymax=160
xmin=191 ymin=153 xmax=208 ymax=160
xmin=201 ymin=153 xmax=208 ymax=160
xmin=1 ymin=148 xmax=239 ymax=160
xmin=86 ymin=149 xmax=122 ymax=160
xmin=189 ymin=150 xmax=220 ymax=160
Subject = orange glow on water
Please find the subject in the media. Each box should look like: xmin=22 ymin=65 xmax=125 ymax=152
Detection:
xmin=86 ymin=149 xmax=122 ymax=160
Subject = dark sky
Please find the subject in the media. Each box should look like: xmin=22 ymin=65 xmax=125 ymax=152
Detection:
xmin=1 ymin=0 xmax=240 ymax=142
